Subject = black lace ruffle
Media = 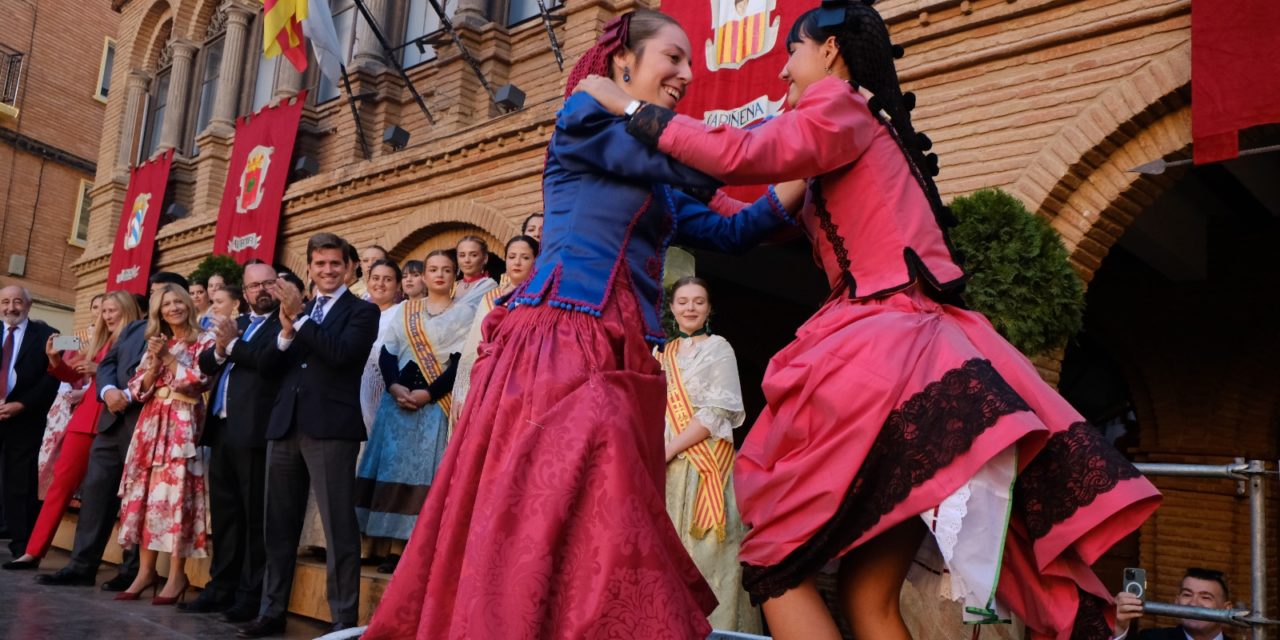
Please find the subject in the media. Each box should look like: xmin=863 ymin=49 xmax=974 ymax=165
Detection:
xmin=1072 ymin=589 xmax=1112 ymax=640
xmin=742 ymin=358 xmax=1030 ymax=603
xmin=1015 ymin=421 xmax=1142 ymax=540
xmin=625 ymin=103 xmax=675 ymax=148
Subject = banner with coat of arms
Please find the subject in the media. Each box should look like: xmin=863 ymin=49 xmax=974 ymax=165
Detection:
xmin=665 ymin=0 xmax=807 ymax=199
xmin=213 ymin=92 xmax=306 ymax=263
xmin=106 ymin=149 xmax=175 ymax=296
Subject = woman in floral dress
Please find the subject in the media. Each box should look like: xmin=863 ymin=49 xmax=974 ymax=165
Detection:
xmin=116 ymin=283 xmax=215 ymax=604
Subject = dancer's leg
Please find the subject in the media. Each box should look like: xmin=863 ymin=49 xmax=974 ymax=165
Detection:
xmin=838 ymin=518 xmax=926 ymax=640
xmin=761 ymin=577 xmax=842 ymax=640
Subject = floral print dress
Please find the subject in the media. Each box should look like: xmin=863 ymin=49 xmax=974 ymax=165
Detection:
xmin=118 ymin=332 xmax=215 ymax=557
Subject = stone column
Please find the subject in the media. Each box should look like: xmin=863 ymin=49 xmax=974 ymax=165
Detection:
xmin=207 ymin=0 xmax=256 ymax=133
xmin=116 ymin=70 xmax=150 ymax=170
xmin=454 ymin=0 xmax=489 ymax=29
xmin=272 ymin=55 xmax=305 ymax=102
xmin=352 ymin=0 xmax=388 ymax=71
xmin=157 ymin=38 xmax=199 ymax=153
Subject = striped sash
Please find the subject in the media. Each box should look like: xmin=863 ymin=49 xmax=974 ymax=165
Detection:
xmin=661 ymin=340 xmax=735 ymax=541
xmin=403 ymin=299 xmax=452 ymax=421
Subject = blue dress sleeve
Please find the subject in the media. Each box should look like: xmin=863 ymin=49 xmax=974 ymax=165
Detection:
xmin=668 ymin=186 xmax=795 ymax=254
xmin=552 ymin=94 xmax=723 ymax=190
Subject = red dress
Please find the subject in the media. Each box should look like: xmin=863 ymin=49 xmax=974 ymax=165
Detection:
xmin=646 ymin=76 xmax=1162 ymax=638
xmin=363 ymin=276 xmax=715 ymax=639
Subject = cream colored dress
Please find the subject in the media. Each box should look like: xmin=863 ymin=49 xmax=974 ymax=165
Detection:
xmin=658 ymin=335 xmax=761 ymax=633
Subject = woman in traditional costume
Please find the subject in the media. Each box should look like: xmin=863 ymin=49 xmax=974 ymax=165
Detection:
xmin=356 ymin=251 xmax=478 ymax=574
xmin=361 ymin=9 xmax=803 ymax=638
xmin=451 ymin=236 xmax=497 ymax=301
xmin=451 ymin=234 xmax=538 ymax=424
xmin=2 ymin=292 xmax=141 ymax=571
xmin=579 ymin=2 xmax=1162 ymax=638
xmin=359 ymin=260 xmax=404 ymax=432
xmin=658 ymin=276 xmax=760 ymax=633
xmin=116 ymin=284 xmax=215 ymax=604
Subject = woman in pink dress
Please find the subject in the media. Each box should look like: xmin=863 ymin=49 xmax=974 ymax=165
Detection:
xmin=115 ymin=283 xmax=214 ymax=604
xmin=579 ymin=2 xmax=1162 ymax=638
xmin=362 ymin=9 xmax=802 ymax=639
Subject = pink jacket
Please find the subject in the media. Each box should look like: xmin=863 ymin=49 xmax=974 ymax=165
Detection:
xmin=648 ymin=75 xmax=965 ymax=299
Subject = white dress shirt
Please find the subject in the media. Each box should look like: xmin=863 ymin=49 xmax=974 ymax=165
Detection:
xmin=1 ymin=318 xmax=28 ymax=399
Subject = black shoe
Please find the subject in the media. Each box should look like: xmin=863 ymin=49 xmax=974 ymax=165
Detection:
xmin=223 ymin=603 xmax=259 ymax=624
xmin=177 ymin=590 xmax=233 ymax=613
xmin=2 ymin=558 xmax=40 ymax=570
xmin=376 ymin=553 xmax=400 ymax=574
xmin=34 ymin=568 xmax=95 ymax=586
xmin=237 ymin=616 xmax=286 ymax=638
xmin=101 ymin=573 xmax=137 ymax=592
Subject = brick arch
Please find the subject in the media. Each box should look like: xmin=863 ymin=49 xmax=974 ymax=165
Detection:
xmin=381 ymin=200 xmax=521 ymax=260
xmin=1008 ymin=43 xmax=1191 ymax=281
xmin=127 ymin=0 xmax=174 ymax=70
xmin=181 ymin=0 xmax=221 ymax=41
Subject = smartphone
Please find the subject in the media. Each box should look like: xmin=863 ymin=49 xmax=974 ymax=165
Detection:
xmin=52 ymin=335 xmax=82 ymax=352
xmin=1123 ymin=567 xmax=1147 ymax=600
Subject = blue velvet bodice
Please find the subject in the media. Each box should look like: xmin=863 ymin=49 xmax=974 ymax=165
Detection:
xmin=511 ymin=94 xmax=791 ymax=343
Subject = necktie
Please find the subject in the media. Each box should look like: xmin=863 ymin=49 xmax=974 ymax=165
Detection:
xmin=212 ymin=315 xmax=266 ymax=417
xmin=0 ymin=325 xmax=13 ymax=401
xmin=310 ymin=296 xmax=331 ymax=324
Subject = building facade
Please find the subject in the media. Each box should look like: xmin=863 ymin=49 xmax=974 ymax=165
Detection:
xmin=0 ymin=0 xmax=120 ymax=331
xmin=74 ymin=0 xmax=1277 ymax=631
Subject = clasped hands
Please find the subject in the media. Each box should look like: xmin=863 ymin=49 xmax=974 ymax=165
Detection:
xmin=272 ymin=280 xmax=306 ymax=340
xmin=389 ymin=383 xmax=432 ymax=411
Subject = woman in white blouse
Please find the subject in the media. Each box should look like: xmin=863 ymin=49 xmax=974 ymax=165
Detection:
xmin=657 ymin=276 xmax=760 ymax=634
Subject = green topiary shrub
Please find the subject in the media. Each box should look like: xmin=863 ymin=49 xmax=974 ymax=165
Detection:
xmin=188 ymin=255 xmax=244 ymax=288
xmin=948 ymin=188 xmax=1085 ymax=356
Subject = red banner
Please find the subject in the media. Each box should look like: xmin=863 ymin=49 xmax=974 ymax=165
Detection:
xmin=106 ymin=149 xmax=174 ymax=295
xmin=1191 ymin=0 xmax=1280 ymax=164
xmin=213 ymin=92 xmax=306 ymax=263
xmin=665 ymin=0 xmax=807 ymax=198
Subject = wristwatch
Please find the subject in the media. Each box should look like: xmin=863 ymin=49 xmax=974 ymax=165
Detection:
xmin=623 ymin=99 xmax=645 ymax=119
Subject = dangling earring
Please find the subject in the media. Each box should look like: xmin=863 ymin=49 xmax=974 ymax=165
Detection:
xmin=623 ymin=66 xmax=632 ymax=83
xmin=824 ymin=66 xmax=832 ymax=75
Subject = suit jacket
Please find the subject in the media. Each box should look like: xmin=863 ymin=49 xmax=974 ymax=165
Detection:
xmin=2 ymin=319 xmax=59 ymax=433
xmin=197 ymin=313 xmax=284 ymax=449
xmin=94 ymin=319 xmax=148 ymax=434
xmin=260 ymin=290 xmax=377 ymax=441
xmin=1139 ymin=627 xmax=1211 ymax=640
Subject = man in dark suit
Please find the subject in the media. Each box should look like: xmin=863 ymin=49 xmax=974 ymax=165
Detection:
xmin=36 ymin=272 xmax=188 ymax=589
xmin=182 ymin=262 xmax=283 ymax=621
xmin=238 ymin=234 xmax=377 ymax=638
xmin=1113 ymin=568 xmax=1233 ymax=640
xmin=0 ymin=285 xmax=60 ymax=558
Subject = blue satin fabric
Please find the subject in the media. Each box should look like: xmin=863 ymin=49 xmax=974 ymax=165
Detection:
xmin=513 ymin=94 xmax=791 ymax=343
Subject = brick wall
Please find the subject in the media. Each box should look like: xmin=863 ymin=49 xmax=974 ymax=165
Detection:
xmin=0 ymin=0 xmax=119 ymax=326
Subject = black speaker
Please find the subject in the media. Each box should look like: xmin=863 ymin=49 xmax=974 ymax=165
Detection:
xmin=382 ymin=125 xmax=410 ymax=150
xmin=164 ymin=202 xmax=189 ymax=219
xmin=495 ymin=84 xmax=526 ymax=112
xmin=292 ymin=155 xmax=319 ymax=179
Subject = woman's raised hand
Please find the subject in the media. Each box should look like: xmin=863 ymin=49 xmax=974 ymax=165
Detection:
xmin=574 ymin=74 xmax=634 ymax=117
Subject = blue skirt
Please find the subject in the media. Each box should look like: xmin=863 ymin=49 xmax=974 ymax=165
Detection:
xmin=355 ymin=391 xmax=450 ymax=540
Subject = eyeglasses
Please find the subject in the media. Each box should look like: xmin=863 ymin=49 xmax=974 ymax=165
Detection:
xmin=244 ymin=279 xmax=278 ymax=292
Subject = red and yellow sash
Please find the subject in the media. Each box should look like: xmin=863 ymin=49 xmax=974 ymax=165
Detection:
xmin=661 ymin=339 xmax=735 ymax=541
xmin=403 ymin=299 xmax=452 ymax=421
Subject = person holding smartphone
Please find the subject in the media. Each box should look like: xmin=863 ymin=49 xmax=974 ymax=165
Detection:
xmin=1113 ymin=568 xmax=1233 ymax=640
xmin=3 ymin=291 xmax=142 ymax=570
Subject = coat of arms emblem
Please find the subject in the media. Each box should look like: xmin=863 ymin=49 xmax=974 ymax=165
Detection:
xmin=237 ymin=145 xmax=274 ymax=214
xmin=123 ymin=192 xmax=150 ymax=250
xmin=706 ymin=0 xmax=780 ymax=71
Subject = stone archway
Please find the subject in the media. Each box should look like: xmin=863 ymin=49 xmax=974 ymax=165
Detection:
xmin=379 ymin=199 xmax=520 ymax=261
xmin=127 ymin=0 xmax=175 ymax=71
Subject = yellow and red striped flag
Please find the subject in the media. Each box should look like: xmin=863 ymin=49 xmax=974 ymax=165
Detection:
xmin=263 ymin=0 xmax=308 ymax=72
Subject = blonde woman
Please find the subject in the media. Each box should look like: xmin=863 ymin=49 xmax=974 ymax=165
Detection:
xmin=115 ymin=283 xmax=214 ymax=604
xmin=3 ymin=291 xmax=142 ymax=571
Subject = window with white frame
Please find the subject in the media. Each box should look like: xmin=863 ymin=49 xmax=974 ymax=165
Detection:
xmin=70 ymin=180 xmax=93 ymax=246
xmin=507 ymin=0 xmax=561 ymax=27
xmin=403 ymin=0 xmax=453 ymax=68
xmin=95 ymin=39 xmax=115 ymax=102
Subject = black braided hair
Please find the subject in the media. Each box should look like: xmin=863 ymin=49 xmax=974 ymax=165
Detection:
xmin=788 ymin=1 xmax=956 ymax=228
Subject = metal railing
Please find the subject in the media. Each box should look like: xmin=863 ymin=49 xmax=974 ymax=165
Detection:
xmin=1131 ymin=458 xmax=1278 ymax=640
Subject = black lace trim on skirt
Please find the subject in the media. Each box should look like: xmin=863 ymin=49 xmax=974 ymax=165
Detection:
xmin=742 ymin=358 xmax=1030 ymax=603
xmin=1072 ymin=589 xmax=1113 ymax=640
xmin=1015 ymin=421 xmax=1142 ymax=540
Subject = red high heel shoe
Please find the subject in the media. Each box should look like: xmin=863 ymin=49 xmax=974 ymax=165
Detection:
xmin=113 ymin=578 xmax=159 ymax=601
xmin=152 ymin=583 xmax=189 ymax=606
